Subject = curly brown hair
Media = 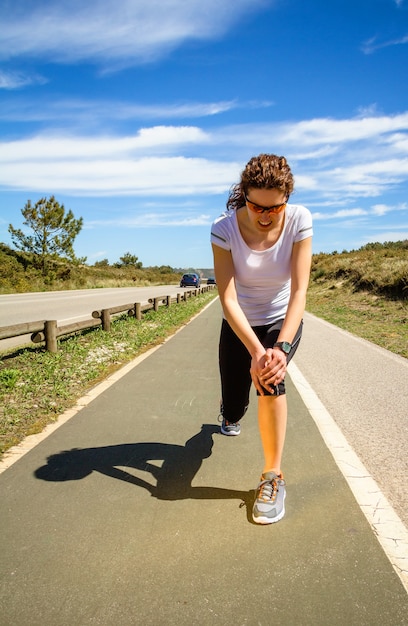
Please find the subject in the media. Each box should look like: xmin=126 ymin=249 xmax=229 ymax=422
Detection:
xmin=226 ymin=154 xmax=294 ymax=211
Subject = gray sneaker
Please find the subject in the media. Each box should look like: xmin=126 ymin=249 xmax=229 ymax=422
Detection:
xmin=252 ymin=471 xmax=286 ymax=524
xmin=218 ymin=416 xmax=241 ymax=436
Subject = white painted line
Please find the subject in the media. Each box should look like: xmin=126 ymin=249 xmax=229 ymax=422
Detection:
xmin=288 ymin=360 xmax=408 ymax=593
xmin=0 ymin=297 xmax=218 ymax=474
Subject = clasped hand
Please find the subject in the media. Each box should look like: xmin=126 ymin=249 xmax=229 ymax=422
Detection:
xmin=250 ymin=348 xmax=287 ymax=395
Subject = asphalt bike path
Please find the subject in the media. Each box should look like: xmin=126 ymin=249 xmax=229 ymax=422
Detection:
xmin=1 ymin=300 xmax=407 ymax=625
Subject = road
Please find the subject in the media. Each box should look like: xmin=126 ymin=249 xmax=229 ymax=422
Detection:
xmin=0 ymin=285 xmax=190 ymax=351
xmin=0 ymin=285 xmax=191 ymax=326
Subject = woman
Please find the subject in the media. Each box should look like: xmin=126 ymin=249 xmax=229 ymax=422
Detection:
xmin=211 ymin=154 xmax=313 ymax=524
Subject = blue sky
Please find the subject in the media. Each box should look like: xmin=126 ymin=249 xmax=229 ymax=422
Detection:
xmin=0 ymin=0 xmax=407 ymax=269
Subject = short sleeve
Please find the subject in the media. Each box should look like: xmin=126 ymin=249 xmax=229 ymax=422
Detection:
xmin=294 ymin=206 xmax=313 ymax=242
xmin=210 ymin=212 xmax=232 ymax=251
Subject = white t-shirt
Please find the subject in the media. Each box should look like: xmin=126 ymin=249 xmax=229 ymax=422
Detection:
xmin=211 ymin=204 xmax=313 ymax=326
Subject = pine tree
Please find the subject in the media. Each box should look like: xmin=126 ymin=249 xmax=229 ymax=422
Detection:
xmin=8 ymin=196 xmax=84 ymax=275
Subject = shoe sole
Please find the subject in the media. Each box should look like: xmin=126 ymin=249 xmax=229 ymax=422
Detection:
xmin=220 ymin=426 xmax=240 ymax=436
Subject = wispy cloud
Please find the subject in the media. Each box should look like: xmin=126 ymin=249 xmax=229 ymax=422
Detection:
xmin=362 ymin=33 xmax=408 ymax=54
xmin=88 ymin=213 xmax=212 ymax=228
xmin=362 ymin=230 xmax=408 ymax=244
xmin=312 ymin=201 xmax=408 ymax=222
xmin=372 ymin=202 xmax=408 ymax=215
xmin=0 ymin=0 xmax=271 ymax=68
xmin=0 ymin=98 xmax=270 ymax=124
xmin=312 ymin=208 xmax=368 ymax=221
xmin=0 ymin=69 xmax=47 ymax=90
xmin=208 ymin=114 xmax=408 ymax=163
xmin=275 ymin=113 xmax=408 ymax=146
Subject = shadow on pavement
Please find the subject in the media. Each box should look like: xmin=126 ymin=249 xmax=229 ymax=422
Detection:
xmin=34 ymin=423 xmax=254 ymax=513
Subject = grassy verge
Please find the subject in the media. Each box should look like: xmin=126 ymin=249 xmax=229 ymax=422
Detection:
xmin=306 ymin=281 xmax=407 ymax=359
xmin=0 ymin=290 xmax=218 ymax=457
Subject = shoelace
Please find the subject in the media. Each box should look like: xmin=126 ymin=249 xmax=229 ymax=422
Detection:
xmin=258 ymin=474 xmax=286 ymax=502
xmin=257 ymin=478 xmax=278 ymax=502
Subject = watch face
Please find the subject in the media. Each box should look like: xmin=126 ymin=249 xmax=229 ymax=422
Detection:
xmin=274 ymin=341 xmax=291 ymax=354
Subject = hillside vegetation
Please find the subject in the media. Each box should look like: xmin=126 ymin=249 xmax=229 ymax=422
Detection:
xmin=310 ymin=240 xmax=407 ymax=300
xmin=306 ymin=240 xmax=407 ymax=358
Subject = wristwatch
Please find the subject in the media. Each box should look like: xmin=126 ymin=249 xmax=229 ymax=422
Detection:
xmin=273 ymin=341 xmax=292 ymax=354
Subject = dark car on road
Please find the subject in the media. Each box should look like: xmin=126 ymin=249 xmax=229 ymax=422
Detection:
xmin=207 ymin=277 xmax=216 ymax=285
xmin=180 ymin=273 xmax=201 ymax=288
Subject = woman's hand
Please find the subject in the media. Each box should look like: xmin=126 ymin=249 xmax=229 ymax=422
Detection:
xmin=252 ymin=348 xmax=287 ymax=394
xmin=250 ymin=351 xmax=270 ymax=395
xmin=250 ymin=348 xmax=285 ymax=395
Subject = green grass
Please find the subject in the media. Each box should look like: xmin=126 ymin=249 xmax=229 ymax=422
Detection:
xmin=0 ymin=290 xmax=218 ymax=457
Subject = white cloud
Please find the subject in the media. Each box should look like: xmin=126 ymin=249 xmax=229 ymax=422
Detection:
xmin=372 ymin=204 xmax=391 ymax=216
xmin=0 ymin=69 xmax=47 ymax=89
xmin=209 ymin=114 xmax=408 ymax=167
xmin=312 ymin=202 xmax=408 ymax=221
xmin=0 ymin=126 xmax=209 ymax=162
xmin=88 ymin=213 xmax=212 ymax=228
xmin=371 ymin=202 xmax=407 ymax=215
xmin=383 ymin=132 xmax=408 ymax=154
xmin=0 ymin=153 xmax=240 ymax=196
xmin=312 ymin=208 xmax=368 ymax=221
xmin=275 ymin=113 xmax=408 ymax=146
xmin=0 ymin=0 xmax=271 ymax=67
xmin=320 ymin=158 xmax=408 ymax=187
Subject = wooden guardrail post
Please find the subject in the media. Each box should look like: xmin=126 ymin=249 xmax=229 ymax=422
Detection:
xmin=101 ymin=309 xmax=111 ymax=331
xmin=44 ymin=320 xmax=58 ymax=353
xmin=135 ymin=302 xmax=141 ymax=320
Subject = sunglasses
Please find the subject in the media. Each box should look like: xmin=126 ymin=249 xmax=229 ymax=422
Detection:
xmin=244 ymin=194 xmax=287 ymax=214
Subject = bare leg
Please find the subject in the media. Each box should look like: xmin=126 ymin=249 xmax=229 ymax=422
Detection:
xmin=257 ymin=394 xmax=287 ymax=475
